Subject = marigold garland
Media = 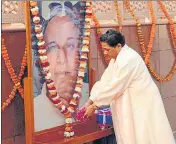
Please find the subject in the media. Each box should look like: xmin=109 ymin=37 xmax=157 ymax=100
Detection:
xmin=124 ymin=1 xmax=176 ymax=82
xmin=145 ymin=1 xmax=156 ymax=65
xmin=1 ymin=39 xmax=27 ymax=111
xmin=157 ymin=0 xmax=176 ymax=48
xmin=92 ymin=1 xmax=123 ymax=64
xmin=30 ymin=1 xmax=92 ymax=137
xmin=114 ymin=1 xmax=123 ymax=32
xmin=92 ymin=9 xmax=110 ymax=64
xmin=124 ymin=1 xmax=156 ymax=65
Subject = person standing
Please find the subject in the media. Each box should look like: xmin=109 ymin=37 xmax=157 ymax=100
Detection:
xmin=82 ymin=29 xmax=175 ymax=144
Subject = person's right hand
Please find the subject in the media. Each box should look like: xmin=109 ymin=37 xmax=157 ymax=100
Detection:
xmin=80 ymin=99 xmax=93 ymax=111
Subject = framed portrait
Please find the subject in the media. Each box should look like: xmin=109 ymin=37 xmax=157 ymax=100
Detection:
xmin=24 ymin=1 xmax=101 ymax=143
xmin=31 ymin=0 xmax=90 ymax=132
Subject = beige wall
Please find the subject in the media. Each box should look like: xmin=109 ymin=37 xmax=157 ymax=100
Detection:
xmin=90 ymin=24 xmax=176 ymax=136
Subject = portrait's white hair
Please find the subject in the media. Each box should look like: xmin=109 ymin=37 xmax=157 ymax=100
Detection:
xmin=41 ymin=5 xmax=83 ymax=55
xmin=42 ymin=5 xmax=80 ymax=34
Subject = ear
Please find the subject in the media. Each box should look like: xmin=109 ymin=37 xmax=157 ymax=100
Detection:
xmin=117 ymin=43 xmax=122 ymax=48
xmin=115 ymin=44 xmax=121 ymax=50
xmin=115 ymin=44 xmax=122 ymax=52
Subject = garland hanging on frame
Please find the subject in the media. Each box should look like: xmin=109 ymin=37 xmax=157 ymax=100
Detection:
xmin=29 ymin=1 xmax=92 ymax=137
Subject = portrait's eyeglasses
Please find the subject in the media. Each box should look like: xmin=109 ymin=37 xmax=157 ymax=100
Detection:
xmin=46 ymin=41 xmax=76 ymax=52
xmin=46 ymin=41 xmax=58 ymax=51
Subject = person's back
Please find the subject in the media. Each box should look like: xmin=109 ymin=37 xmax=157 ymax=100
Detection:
xmin=124 ymin=46 xmax=160 ymax=98
xmin=120 ymin=46 xmax=175 ymax=144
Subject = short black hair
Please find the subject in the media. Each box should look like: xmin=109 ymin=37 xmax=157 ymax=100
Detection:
xmin=100 ymin=29 xmax=125 ymax=47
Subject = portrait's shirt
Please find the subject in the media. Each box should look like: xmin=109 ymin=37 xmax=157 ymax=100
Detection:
xmin=34 ymin=82 xmax=89 ymax=132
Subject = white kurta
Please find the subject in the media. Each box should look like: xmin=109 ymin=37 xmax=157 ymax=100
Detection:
xmin=90 ymin=45 xmax=175 ymax=144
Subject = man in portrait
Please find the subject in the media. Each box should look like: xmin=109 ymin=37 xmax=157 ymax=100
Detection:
xmin=33 ymin=1 xmax=89 ymax=132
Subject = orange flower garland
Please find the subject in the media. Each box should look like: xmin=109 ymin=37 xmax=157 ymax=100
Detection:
xmin=1 ymin=39 xmax=27 ymax=111
xmin=92 ymin=9 xmax=110 ymax=64
xmin=92 ymin=1 xmax=123 ymax=64
xmin=124 ymin=1 xmax=156 ymax=64
xmin=2 ymin=39 xmax=25 ymax=97
xmin=1 ymin=88 xmax=16 ymax=112
xmin=124 ymin=1 xmax=176 ymax=82
xmin=145 ymin=1 xmax=156 ymax=65
xmin=157 ymin=0 xmax=176 ymax=48
xmin=68 ymin=2 xmax=92 ymax=115
xmin=30 ymin=1 xmax=92 ymax=137
xmin=114 ymin=1 xmax=123 ymax=32
xmin=124 ymin=1 xmax=147 ymax=58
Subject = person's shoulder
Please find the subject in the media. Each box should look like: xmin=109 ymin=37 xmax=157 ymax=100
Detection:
xmin=124 ymin=45 xmax=143 ymax=61
xmin=124 ymin=45 xmax=140 ymax=56
xmin=119 ymin=45 xmax=143 ymax=68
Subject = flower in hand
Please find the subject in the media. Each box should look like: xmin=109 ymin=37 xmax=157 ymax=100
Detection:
xmin=80 ymin=99 xmax=93 ymax=111
xmin=76 ymin=99 xmax=93 ymax=122
xmin=76 ymin=108 xmax=90 ymax=122
xmin=84 ymin=103 xmax=98 ymax=118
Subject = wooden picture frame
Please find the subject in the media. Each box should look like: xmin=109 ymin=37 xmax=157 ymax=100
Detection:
xmin=24 ymin=2 xmax=113 ymax=144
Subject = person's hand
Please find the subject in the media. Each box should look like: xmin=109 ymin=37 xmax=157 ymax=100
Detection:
xmin=80 ymin=99 xmax=93 ymax=111
xmin=84 ymin=104 xmax=97 ymax=118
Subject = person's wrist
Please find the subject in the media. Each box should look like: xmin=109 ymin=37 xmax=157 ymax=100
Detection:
xmin=91 ymin=103 xmax=98 ymax=110
xmin=88 ymin=99 xmax=93 ymax=105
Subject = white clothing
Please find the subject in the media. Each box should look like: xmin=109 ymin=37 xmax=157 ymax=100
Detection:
xmin=90 ymin=45 xmax=175 ymax=144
